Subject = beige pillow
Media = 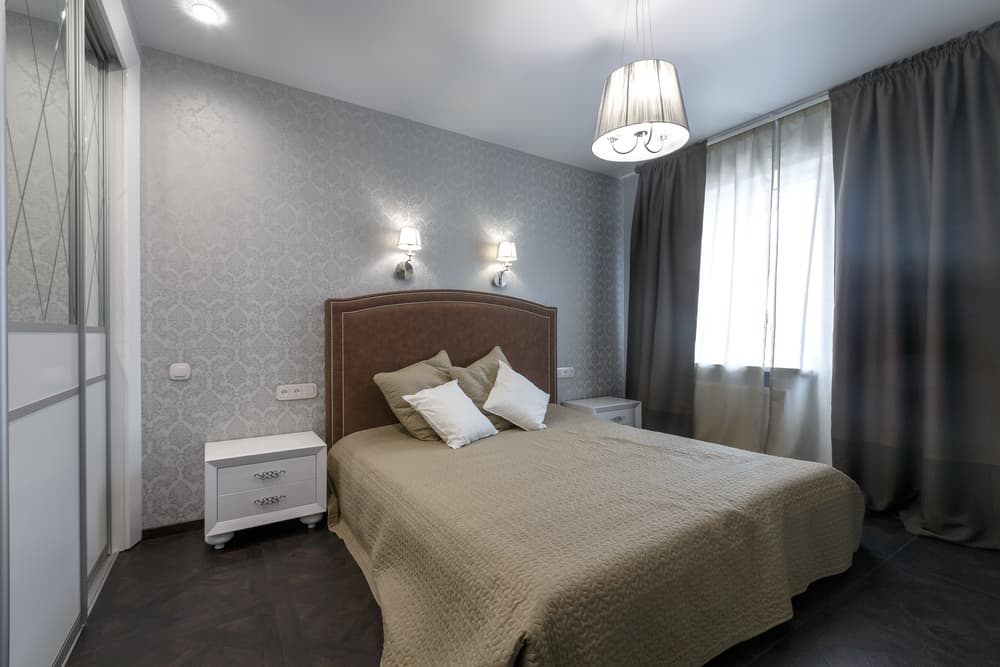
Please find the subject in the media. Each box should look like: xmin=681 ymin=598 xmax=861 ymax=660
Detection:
xmin=374 ymin=350 xmax=452 ymax=440
xmin=447 ymin=346 xmax=513 ymax=431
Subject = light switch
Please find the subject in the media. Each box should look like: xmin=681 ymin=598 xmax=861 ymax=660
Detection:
xmin=556 ymin=367 xmax=575 ymax=379
xmin=169 ymin=362 xmax=191 ymax=381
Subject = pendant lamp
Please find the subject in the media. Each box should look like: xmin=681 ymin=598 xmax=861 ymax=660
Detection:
xmin=592 ymin=1 xmax=689 ymax=162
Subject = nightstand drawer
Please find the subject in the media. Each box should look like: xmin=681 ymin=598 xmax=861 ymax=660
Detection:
xmin=601 ymin=408 xmax=636 ymax=426
xmin=217 ymin=455 xmax=315 ymax=494
xmin=217 ymin=480 xmax=318 ymax=522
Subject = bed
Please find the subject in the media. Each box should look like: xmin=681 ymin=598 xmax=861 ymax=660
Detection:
xmin=324 ymin=290 xmax=864 ymax=667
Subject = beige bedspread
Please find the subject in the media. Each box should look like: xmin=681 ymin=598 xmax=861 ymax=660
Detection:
xmin=327 ymin=405 xmax=864 ymax=667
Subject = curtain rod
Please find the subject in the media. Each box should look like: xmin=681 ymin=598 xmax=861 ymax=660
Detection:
xmin=705 ymin=91 xmax=830 ymax=146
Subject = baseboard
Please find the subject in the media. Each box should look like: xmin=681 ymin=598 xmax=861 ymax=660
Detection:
xmin=141 ymin=519 xmax=204 ymax=540
xmin=87 ymin=551 xmax=117 ymax=613
xmin=55 ymin=615 xmax=83 ymax=667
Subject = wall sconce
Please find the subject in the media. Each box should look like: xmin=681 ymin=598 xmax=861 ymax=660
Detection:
xmin=394 ymin=226 xmax=422 ymax=280
xmin=491 ymin=240 xmax=517 ymax=288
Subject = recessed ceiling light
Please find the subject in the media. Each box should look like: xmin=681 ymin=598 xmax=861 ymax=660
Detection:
xmin=189 ymin=2 xmax=224 ymax=26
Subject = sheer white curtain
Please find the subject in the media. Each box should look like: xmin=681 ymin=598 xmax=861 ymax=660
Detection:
xmin=693 ymin=102 xmax=835 ymax=463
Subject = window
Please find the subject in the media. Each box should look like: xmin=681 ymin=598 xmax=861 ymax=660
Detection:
xmin=694 ymin=102 xmax=835 ymax=372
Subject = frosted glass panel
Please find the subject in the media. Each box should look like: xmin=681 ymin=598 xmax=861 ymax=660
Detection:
xmin=9 ymin=398 xmax=81 ymax=667
xmin=86 ymin=379 xmax=108 ymax=572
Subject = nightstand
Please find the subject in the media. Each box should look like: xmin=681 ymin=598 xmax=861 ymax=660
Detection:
xmin=204 ymin=431 xmax=327 ymax=549
xmin=562 ymin=396 xmax=642 ymax=428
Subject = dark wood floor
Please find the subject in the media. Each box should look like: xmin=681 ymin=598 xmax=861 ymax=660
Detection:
xmin=69 ymin=514 xmax=999 ymax=666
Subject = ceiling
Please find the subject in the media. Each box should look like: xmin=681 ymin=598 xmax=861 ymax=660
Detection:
xmin=126 ymin=0 xmax=999 ymax=177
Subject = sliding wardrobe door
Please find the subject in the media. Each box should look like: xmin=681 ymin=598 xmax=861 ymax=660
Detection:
xmin=5 ymin=0 xmax=114 ymax=663
xmin=6 ymin=1 xmax=82 ymax=665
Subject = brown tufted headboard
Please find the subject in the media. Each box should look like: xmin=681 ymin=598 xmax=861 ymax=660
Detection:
xmin=324 ymin=290 xmax=558 ymax=444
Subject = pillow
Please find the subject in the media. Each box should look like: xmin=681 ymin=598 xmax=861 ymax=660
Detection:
xmin=373 ymin=350 xmax=452 ymax=440
xmin=483 ymin=360 xmax=549 ymax=431
xmin=447 ymin=346 xmax=514 ymax=431
xmin=403 ymin=380 xmax=498 ymax=449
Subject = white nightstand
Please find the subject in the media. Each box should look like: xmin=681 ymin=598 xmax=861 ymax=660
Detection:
xmin=562 ymin=396 xmax=642 ymax=428
xmin=204 ymin=431 xmax=327 ymax=550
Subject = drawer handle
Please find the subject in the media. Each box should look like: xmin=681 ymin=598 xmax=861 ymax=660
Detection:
xmin=253 ymin=469 xmax=286 ymax=481
xmin=254 ymin=495 xmax=286 ymax=506
xmin=612 ymin=416 xmax=624 ymax=423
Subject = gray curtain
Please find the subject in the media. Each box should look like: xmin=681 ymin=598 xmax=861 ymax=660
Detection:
xmin=830 ymin=22 xmax=1000 ymax=548
xmin=626 ymin=143 xmax=707 ymax=436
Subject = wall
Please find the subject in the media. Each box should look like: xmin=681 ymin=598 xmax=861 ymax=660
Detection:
xmin=140 ymin=48 xmax=626 ymax=528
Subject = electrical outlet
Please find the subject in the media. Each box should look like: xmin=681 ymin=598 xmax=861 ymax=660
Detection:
xmin=276 ymin=383 xmax=317 ymax=401
xmin=556 ymin=367 xmax=575 ymax=379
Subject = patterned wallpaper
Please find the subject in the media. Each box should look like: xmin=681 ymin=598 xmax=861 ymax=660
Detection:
xmin=141 ymin=48 xmax=626 ymax=528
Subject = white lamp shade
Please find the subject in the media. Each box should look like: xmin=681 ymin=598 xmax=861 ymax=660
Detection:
xmin=496 ymin=240 xmax=517 ymax=263
xmin=397 ymin=226 xmax=422 ymax=252
xmin=592 ymin=59 xmax=690 ymax=163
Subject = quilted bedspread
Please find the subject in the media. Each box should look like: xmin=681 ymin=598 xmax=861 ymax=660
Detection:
xmin=327 ymin=405 xmax=864 ymax=667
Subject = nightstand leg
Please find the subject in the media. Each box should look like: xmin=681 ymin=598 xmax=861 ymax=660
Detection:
xmin=299 ymin=513 xmax=324 ymax=529
xmin=205 ymin=532 xmax=234 ymax=550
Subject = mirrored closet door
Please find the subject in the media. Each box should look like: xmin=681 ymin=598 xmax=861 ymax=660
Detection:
xmin=4 ymin=0 xmax=115 ymax=664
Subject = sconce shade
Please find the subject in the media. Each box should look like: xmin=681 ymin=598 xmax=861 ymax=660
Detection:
xmin=592 ymin=59 xmax=689 ymax=163
xmin=397 ymin=226 xmax=422 ymax=252
xmin=496 ymin=240 xmax=518 ymax=264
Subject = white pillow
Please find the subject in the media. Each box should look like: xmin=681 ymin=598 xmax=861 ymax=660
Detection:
xmin=483 ymin=361 xmax=549 ymax=431
xmin=403 ymin=380 xmax=498 ymax=449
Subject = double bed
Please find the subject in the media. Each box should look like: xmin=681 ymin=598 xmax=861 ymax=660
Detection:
xmin=324 ymin=290 xmax=864 ymax=666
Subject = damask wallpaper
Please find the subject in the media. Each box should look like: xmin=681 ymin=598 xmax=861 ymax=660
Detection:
xmin=141 ymin=48 xmax=626 ymax=528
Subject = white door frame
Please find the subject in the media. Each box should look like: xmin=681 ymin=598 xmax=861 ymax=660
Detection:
xmin=94 ymin=0 xmax=142 ymax=553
